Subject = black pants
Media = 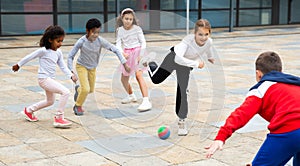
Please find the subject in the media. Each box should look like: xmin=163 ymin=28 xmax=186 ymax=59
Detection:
xmin=149 ymin=49 xmax=191 ymax=119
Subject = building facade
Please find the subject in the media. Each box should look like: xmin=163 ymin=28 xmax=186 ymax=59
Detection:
xmin=0 ymin=0 xmax=299 ymax=36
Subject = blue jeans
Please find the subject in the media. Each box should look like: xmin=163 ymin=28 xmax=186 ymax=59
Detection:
xmin=252 ymin=128 xmax=300 ymax=166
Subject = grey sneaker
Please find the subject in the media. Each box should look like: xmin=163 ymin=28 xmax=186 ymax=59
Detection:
xmin=148 ymin=61 xmax=159 ymax=77
xmin=178 ymin=119 xmax=188 ymax=136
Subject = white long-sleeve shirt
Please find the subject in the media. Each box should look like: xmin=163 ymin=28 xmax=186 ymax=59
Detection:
xmin=17 ymin=47 xmax=72 ymax=79
xmin=116 ymin=25 xmax=146 ymax=52
xmin=68 ymin=35 xmax=127 ymax=71
xmin=174 ymin=34 xmax=217 ymax=68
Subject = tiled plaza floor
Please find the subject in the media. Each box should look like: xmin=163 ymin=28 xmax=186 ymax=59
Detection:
xmin=1 ymin=25 xmax=300 ymax=165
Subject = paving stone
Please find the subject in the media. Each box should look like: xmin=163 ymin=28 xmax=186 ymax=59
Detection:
xmin=0 ymin=133 xmax=23 ymax=147
xmin=53 ymin=151 xmax=118 ymax=166
xmin=0 ymin=144 xmax=46 ymax=164
xmin=77 ymin=133 xmax=172 ymax=156
xmin=10 ymin=159 xmax=63 ymax=166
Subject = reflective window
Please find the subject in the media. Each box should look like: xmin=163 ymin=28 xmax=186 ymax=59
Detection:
xmin=57 ymin=0 xmax=103 ymax=12
xmin=239 ymin=0 xmax=271 ymax=8
xmin=2 ymin=15 xmax=52 ymax=35
xmin=239 ymin=9 xmax=271 ymax=26
xmin=161 ymin=0 xmax=198 ymax=10
xmin=202 ymin=0 xmax=231 ymax=9
xmin=58 ymin=14 xmax=103 ymax=33
xmin=1 ymin=0 xmax=52 ymax=12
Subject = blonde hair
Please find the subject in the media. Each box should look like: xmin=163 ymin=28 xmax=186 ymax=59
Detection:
xmin=116 ymin=8 xmax=138 ymax=30
xmin=194 ymin=19 xmax=211 ymax=34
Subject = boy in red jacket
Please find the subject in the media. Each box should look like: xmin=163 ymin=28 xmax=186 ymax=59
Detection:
xmin=205 ymin=51 xmax=300 ymax=165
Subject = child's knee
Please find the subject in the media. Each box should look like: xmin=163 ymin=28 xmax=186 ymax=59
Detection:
xmin=46 ymin=99 xmax=55 ymax=106
xmin=81 ymin=87 xmax=90 ymax=94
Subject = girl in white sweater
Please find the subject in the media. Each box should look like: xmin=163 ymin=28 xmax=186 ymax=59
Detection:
xmin=12 ymin=25 xmax=77 ymax=128
xmin=116 ymin=8 xmax=152 ymax=112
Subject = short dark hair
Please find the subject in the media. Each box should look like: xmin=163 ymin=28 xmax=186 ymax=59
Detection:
xmin=39 ymin=25 xmax=65 ymax=49
xmin=255 ymin=51 xmax=282 ymax=74
xmin=86 ymin=18 xmax=101 ymax=30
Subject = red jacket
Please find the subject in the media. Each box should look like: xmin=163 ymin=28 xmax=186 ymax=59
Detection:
xmin=215 ymin=71 xmax=300 ymax=143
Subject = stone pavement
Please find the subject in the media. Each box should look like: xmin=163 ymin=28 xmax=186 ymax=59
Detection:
xmin=1 ymin=25 xmax=300 ymax=166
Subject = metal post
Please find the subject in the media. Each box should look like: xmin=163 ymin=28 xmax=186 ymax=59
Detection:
xmin=186 ymin=0 xmax=190 ymax=35
xmin=229 ymin=0 xmax=234 ymax=32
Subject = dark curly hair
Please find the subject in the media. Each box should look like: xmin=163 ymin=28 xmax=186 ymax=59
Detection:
xmin=39 ymin=25 xmax=65 ymax=49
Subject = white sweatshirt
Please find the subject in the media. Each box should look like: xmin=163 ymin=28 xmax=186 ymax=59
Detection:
xmin=174 ymin=34 xmax=217 ymax=68
xmin=116 ymin=25 xmax=146 ymax=51
xmin=17 ymin=47 xmax=72 ymax=79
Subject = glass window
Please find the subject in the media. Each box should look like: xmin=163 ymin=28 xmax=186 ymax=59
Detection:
xmin=202 ymin=0 xmax=231 ymax=9
xmin=57 ymin=0 xmax=103 ymax=12
xmin=2 ymin=14 xmax=52 ymax=35
xmin=279 ymin=0 xmax=288 ymax=24
xmin=239 ymin=9 xmax=271 ymax=26
xmin=239 ymin=0 xmax=271 ymax=8
xmin=291 ymin=0 xmax=300 ymax=23
xmin=58 ymin=14 xmax=103 ymax=33
xmin=202 ymin=10 xmax=234 ymax=27
xmin=1 ymin=0 xmax=52 ymax=12
xmin=161 ymin=0 xmax=198 ymax=10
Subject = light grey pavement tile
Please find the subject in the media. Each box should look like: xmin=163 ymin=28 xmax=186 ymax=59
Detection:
xmin=10 ymin=159 xmax=63 ymax=166
xmin=0 ymin=144 xmax=46 ymax=165
xmin=53 ymin=151 xmax=118 ymax=166
xmin=177 ymin=159 xmax=230 ymax=166
xmin=104 ymin=151 xmax=170 ymax=166
xmin=77 ymin=133 xmax=172 ymax=156
xmin=0 ymin=132 xmax=23 ymax=147
xmin=29 ymin=139 xmax=87 ymax=158
xmin=211 ymin=114 xmax=268 ymax=133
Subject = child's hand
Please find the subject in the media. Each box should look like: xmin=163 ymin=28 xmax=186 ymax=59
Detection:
xmin=205 ymin=140 xmax=224 ymax=158
xmin=198 ymin=61 xmax=204 ymax=69
xmin=123 ymin=52 xmax=129 ymax=59
xmin=12 ymin=64 xmax=20 ymax=72
xmin=71 ymin=74 xmax=78 ymax=83
xmin=123 ymin=63 xmax=131 ymax=73
xmin=208 ymin=58 xmax=215 ymax=64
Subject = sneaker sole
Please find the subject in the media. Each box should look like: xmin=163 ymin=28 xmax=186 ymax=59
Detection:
xmin=137 ymin=107 xmax=152 ymax=112
xmin=74 ymin=112 xmax=84 ymax=116
xmin=53 ymin=123 xmax=72 ymax=128
xmin=121 ymin=100 xmax=137 ymax=104
xmin=21 ymin=111 xmax=38 ymax=122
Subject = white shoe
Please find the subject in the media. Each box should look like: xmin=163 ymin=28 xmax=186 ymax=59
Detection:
xmin=137 ymin=98 xmax=152 ymax=112
xmin=121 ymin=94 xmax=137 ymax=104
xmin=178 ymin=119 xmax=188 ymax=136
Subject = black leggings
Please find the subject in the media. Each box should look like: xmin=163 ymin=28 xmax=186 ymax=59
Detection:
xmin=149 ymin=50 xmax=191 ymax=119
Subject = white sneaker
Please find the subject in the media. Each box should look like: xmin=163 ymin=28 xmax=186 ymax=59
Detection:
xmin=137 ymin=98 xmax=152 ymax=112
xmin=121 ymin=94 xmax=137 ymax=104
xmin=178 ymin=119 xmax=188 ymax=136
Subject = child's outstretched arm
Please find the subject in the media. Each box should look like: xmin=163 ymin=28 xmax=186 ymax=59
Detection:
xmin=12 ymin=48 xmax=44 ymax=72
xmin=100 ymin=36 xmax=130 ymax=72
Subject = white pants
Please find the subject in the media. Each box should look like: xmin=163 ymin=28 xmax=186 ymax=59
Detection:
xmin=28 ymin=78 xmax=70 ymax=115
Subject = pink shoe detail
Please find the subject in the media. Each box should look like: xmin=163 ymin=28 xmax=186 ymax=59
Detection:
xmin=53 ymin=116 xmax=72 ymax=128
xmin=22 ymin=107 xmax=38 ymax=122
